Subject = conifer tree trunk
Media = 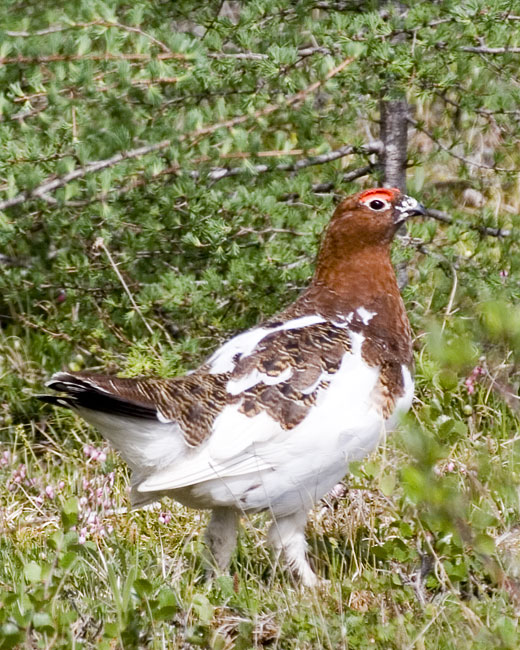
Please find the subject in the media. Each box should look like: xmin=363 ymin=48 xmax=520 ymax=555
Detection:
xmin=380 ymin=98 xmax=409 ymax=192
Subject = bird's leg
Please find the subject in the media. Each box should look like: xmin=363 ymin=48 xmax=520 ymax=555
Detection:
xmin=203 ymin=508 xmax=239 ymax=576
xmin=267 ymin=510 xmax=318 ymax=588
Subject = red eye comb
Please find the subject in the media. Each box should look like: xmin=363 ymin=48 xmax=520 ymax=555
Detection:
xmin=358 ymin=188 xmax=399 ymax=203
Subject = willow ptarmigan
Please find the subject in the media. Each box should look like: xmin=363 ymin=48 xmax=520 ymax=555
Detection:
xmin=40 ymin=187 xmax=425 ymax=587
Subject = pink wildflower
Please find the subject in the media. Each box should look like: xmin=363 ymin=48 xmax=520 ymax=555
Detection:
xmin=83 ymin=444 xmax=109 ymax=463
xmin=0 ymin=450 xmax=11 ymax=467
xmin=74 ymin=469 xmax=118 ymax=543
xmin=158 ymin=512 xmax=172 ymax=525
xmin=465 ymin=365 xmax=484 ymax=395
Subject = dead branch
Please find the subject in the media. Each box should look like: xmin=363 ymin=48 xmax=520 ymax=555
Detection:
xmin=93 ymin=237 xmax=155 ymax=338
xmin=207 ymin=46 xmax=332 ymax=61
xmin=279 ymin=164 xmax=375 ymax=202
xmin=36 ymin=146 xmax=379 ymax=208
xmin=198 ymin=142 xmax=382 ymax=183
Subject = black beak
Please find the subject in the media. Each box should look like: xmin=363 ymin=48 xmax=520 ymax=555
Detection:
xmin=394 ymin=195 xmax=426 ymax=224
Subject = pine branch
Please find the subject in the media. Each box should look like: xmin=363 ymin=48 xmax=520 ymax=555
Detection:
xmin=26 ymin=146 xmax=379 ymax=208
xmin=198 ymin=142 xmax=382 ymax=183
xmin=6 ymin=77 xmax=181 ymax=121
xmin=0 ymin=56 xmax=355 ymax=210
xmin=180 ymin=55 xmax=354 ymax=141
xmin=426 ymin=208 xmax=512 ymax=238
xmin=6 ymin=19 xmax=173 ymax=53
xmin=0 ymin=52 xmax=187 ymax=65
xmin=279 ymin=164 xmax=375 ymax=202
xmin=0 ymin=140 xmax=171 ymax=210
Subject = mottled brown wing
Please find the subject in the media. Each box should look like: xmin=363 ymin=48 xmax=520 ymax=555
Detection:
xmin=227 ymin=322 xmax=352 ymax=431
xmin=45 ymin=321 xmax=353 ymax=447
xmin=45 ymin=371 xmax=231 ymax=447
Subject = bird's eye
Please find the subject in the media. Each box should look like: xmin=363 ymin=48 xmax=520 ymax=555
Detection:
xmin=368 ymin=199 xmax=387 ymax=211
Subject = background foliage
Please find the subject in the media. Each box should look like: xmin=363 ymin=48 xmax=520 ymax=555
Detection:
xmin=1 ymin=0 xmax=520 ymax=647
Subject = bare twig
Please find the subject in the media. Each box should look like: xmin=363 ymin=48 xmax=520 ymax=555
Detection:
xmin=2 ymin=41 xmax=330 ymax=67
xmin=462 ymin=46 xmax=520 ymax=54
xmin=341 ymin=164 xmax=375 ymax=183
xmin=485 ymin=374 xmax=520 ymax=414
xmin=234 ymin=226 xmax=307 ymax=237
xmin=208 ymin=51 xmax=267 ymax=61
xmin=431 ymin=88 xmax=520 ymax=132
xmin=221 ymin=149 xmax=309 ymax=159
xmin=47 ymin=147 xmax=379 ymax=208
xmin=441 ymin=265 xmax=458 ymax=333
xmin=8 ymin=104 xmax=48 ymax=122
xmin=279 ymin=163 xmax=375 ymax=202
xmin=14 ymin=314 xmax=72 ymax=340
xmin=93 ymin=238 xmax=155 ymax=338
xmin=207 ymin=46 xmax=331 ymax=61
xmin=5 ymin=76 xmax=182 ymax=118
xmin=197 ymin=142 xmax=382 ymax=183
xmin=425 ymin=208 xmax=452 ymax=225
xmin=0 ymin=254 xmax=28 ymax=267
xmin=7 ymin=24 xmax=81 ymax=37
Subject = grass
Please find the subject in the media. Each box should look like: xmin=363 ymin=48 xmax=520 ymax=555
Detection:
xmin=2 ymin=345 xmax=520 ymax=648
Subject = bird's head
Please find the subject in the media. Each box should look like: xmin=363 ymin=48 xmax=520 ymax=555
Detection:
xmin=328 ymin=187 xmax=426 ymax=248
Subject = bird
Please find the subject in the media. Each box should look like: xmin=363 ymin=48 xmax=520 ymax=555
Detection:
xmin=39 ymin=187 xmax=425 ymax=587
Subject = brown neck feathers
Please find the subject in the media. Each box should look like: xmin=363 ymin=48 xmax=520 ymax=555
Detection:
xmin=281 ymin=218 xmax=412 ymax=365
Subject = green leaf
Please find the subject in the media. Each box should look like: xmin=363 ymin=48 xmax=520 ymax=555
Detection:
xmin=61 ymin=497 xmax=79 ymax=530
xmin=104 ymin=621 xmax=119 ymax=637
xmin=58 ymin=551 xmax=78 ymax=570
xmin=32 ymin=612 xmax=54 ymax=633
xmin=473 ymin=534 xmax=495 ymax=555
xmin=153 ymin=588 xmax=177 ymax=620
xmin=192 ymin=594 xmax=213 ymax=625
xmin=134 ymin=578 xmax=153 ymax=598
xmin=0 ymin=623 xmax=23 ymax=649
xmin=23 ymin=562 xmax=42 ymax=583
xmin=380 ymin=472 xmax=396 ymax=496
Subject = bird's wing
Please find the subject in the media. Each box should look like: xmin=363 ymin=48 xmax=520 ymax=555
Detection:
xmin=45 ymin=313 xmax=373 ymax=492
xmin=139 ymin=314 xmax=362 ymax=492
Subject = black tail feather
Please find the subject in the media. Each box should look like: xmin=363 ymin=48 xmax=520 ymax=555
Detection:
xmin=39 ymin=374 xmax=159 ymax=420
xmin=36 ymin=394 xmax=76 ymax=409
